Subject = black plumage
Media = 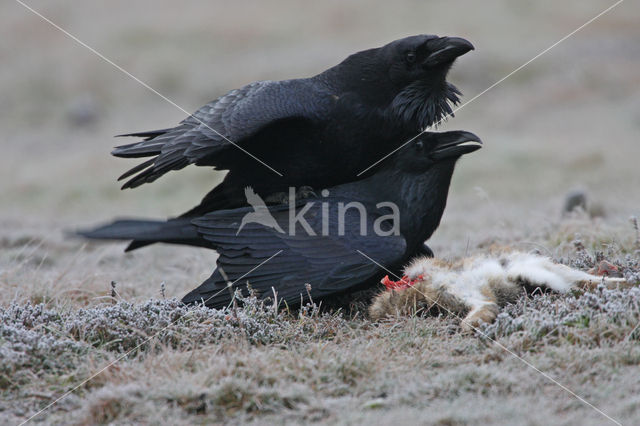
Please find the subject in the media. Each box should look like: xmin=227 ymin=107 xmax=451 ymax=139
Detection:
xmin=80 ymin=130 xmax=481 ymax=309
xmin=112 ymin=35 xmax=473 ymax=214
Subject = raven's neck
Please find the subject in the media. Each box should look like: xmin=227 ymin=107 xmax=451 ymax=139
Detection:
xmin=389 ymin=81 xmax=461 ymax=131
xmin=316 ymin=61 xmax=460 ymax=133
xmin=362 ymin=161 xmax=457 ymax=251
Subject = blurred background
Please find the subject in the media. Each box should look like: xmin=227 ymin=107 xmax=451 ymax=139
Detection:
xmin=2 ymin=0 xmax=639 ymax=303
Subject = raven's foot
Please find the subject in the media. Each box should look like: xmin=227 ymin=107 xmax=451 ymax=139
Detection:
xmin=296 ymin=186 xmax=317 ymax=199
xmin=264 ymin=186 xmax=317 ymax=205
xmin=264 ymin=191 xmax=289 ymax=205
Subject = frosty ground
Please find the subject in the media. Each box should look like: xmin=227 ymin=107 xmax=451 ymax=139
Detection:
xmin=2 ymin=223 xmax=640 ymax=424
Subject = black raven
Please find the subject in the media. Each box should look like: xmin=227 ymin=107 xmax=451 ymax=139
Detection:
xmin=80 ymin=130 xmax=481 ymax=308
xmin=112 ymin=35 xmax=473 ymax=215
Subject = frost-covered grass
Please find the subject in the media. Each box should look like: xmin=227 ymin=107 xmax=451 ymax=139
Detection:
xmin=482 ymin=284 xmax=640 ymax=347
xmin=1 ymin=295 xmax=348 ymax=382
xmin=0 ymin=296 xmax=353 ymax=423
xmin=2 ymin=226 xmax=640 ymax=425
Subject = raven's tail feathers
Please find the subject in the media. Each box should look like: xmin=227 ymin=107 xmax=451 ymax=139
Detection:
xmin=111 ymin=126 xmax=197 ymax=189
xmin=111 ymin=128 xmax=173 ymax=159
xmin=116 ymin=128 xmax=173 ymax=140
xmin=77 ymin=218 xmax=206 ymax=252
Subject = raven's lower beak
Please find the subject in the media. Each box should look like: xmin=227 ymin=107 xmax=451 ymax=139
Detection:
xmin=423 ymin=37 xmax=474 ymax=67
xmin=430 ymin=130 xmax=482 ymax=160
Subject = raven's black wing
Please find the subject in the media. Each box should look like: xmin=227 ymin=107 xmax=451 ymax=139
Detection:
xmin=113 ymin=79 xmax=333 ymax=188
xmin=182 ymin=200 xmax=407 ymax=308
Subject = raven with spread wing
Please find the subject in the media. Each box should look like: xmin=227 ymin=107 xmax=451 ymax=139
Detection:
xmin=81 ymin=130 xmax=481 ymax=308
xmin=112 ymin=35 xmax=473 ymax=216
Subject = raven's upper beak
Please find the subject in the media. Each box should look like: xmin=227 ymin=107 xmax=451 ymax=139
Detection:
xmin=423 ymin=37 xmax=474 ymax=67
xmin=430 ymin=130 xmax=482 ymax=160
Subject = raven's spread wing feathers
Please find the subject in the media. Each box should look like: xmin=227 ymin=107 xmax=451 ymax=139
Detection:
xmin=113 ymin=79 xmax=332 ymax=189
xmin=182 ymin=200 xmax=407 ymax=308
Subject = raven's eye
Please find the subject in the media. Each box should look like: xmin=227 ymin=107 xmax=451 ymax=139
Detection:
xmin=405 ymin=51 xmax=416 ymax=64
xmin=414 ymin=140 xmax=424 ymax=150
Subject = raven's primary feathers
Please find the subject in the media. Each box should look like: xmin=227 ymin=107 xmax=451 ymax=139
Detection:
xmin=80 ymin=130 xmax=481 ymax=309
xmin=113 ymin=79 xmax=333 ymax=187
xmin=112 ymin=35 xmax=473 ymax=209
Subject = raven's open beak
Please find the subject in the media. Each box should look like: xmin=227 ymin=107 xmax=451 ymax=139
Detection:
xmin=430 ymin=130 xmax=482 ymax=160
xmin=423 ymin=37 xmax=474 ymax=67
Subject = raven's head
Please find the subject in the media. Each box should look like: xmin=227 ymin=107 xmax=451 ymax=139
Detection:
xmin=398 ymin=130 xmax=482 ymax=173
xmin=382 ymin=35 xmax=473 ymax=86
xmin=382 ymin=36 xmax=473 ymax=130
xmin=376 ymin=130 xmax=481 ymax=203
xmin=326 ymin=35 xmax=473 ymax=132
